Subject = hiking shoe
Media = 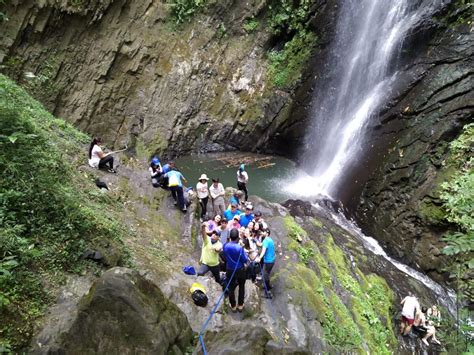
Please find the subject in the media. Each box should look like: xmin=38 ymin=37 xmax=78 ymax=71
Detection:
xmin=231 ymin=306 xmax=237 ymax=313
xmin=107 ymin=168 xmax=117 ymax=173
xmin=237 ymin=305 xmax=244 ymax=312
xmin=422 ymin=339 xmax=429 ymax=346
xmin=433 ymin=339 xmax=441 ymax=345
xmin=173 ymin=201 xmax=178 ymax=206
xmin=182 ymin=208 xmax=187 ymax=213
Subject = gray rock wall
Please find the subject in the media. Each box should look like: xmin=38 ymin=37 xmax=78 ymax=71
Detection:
xmin=0 ymin=0 xmax=300 ymax=157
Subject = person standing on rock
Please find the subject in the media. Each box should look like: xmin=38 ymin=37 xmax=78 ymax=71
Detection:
xmin=236 ymin=164 xmax=249 ymax=202
xmin=197 ymin=223 xmax=222 ymax=284
xmin=256 ymin=229 xmax=275 ymax=298
xmin=88 ymin=137 xmax=116 ymax=173
xmin=164 ymin=167 xmax=188 ymax=212
xmin=209 ymin=178 xmax=226 ymax=216
xmin=196 ymin=174 xmax=210 ymax=221
xmin=400 ymin=294 xmax=420 ymax=336
xmin=223 ymin=229 xmax=249 ymax=312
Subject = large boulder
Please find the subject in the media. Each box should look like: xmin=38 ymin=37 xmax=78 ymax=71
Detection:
xmin=32 ymin=267 xmax=193 ymax=354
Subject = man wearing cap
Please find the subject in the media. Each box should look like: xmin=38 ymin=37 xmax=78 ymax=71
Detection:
xmin=223 ymin=228 xmax=249 ymax=312
xmin=239 ymin=205 xmax=254 ymax=228
xmin=252 ymin=210 xmax=268 ymax=230
xmin=196 ymin=174 xmax=209 ymax=220
xmin=198 ymin=223 xmax=222 ymax=283
xmin=209 ymin=178 xmax=226 ymax=216
xmin=224 ymin=203 xmax=242 ymax=222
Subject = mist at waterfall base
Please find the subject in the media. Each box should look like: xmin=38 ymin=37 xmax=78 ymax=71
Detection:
xmin=285 ymin=0 xmax=444 ymax=203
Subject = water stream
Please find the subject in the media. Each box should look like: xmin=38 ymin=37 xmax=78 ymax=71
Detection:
xmin=286 ymin=0 xmax=443 ymax=200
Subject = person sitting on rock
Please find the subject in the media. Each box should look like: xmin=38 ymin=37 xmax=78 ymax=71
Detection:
xmin=223 ymin=228 xmax=249 ymax=312
xmin=224 ymin=203 xmax=241 ymax=222
xmin=149 ymin=157 xmax=162 ymax=188
xmin=400 ymin=294 xmax=420 ymax=336
xmin=413 ymin=306 xmax=441 ymax=346
xmin=209 ymin=178 xmax=226 ymax=216
xmin=197 ymin=223 xmax=222 ymax=284
xmin=88 ymin=137 xmax=116 ymax=173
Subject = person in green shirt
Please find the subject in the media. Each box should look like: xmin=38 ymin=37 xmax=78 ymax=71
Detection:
xmin=197 ymin=223 xmax=223 ymax=283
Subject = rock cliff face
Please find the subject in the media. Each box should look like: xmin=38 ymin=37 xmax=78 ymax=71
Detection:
xmin=0 ymin=0 xmax=330 ymax=157
xmin=354 ymin=5 xmax=473 ymax=281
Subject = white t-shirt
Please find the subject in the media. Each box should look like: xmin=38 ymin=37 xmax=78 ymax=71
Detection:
xmin=237 ymin=170 xmax=248 ymax=183
xmin=196 ymin=181 xmax=209 ymax=199
xmin=401 ymin=296 xmax=419 ymax=319
xmin=88 ymin=145 xmax=103 ymax=168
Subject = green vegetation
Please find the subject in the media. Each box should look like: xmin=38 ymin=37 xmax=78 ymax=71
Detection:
xmin=438 ymin=123 xmax=474 ymax=352
xmin=266 ymin=0 xmax=316 ymax=89
xmin=168 ymin=0 xmax=208 ymax=24
xmin=243 ymin=17 xmax=259 ymax=33
xmin=267 ymin=31 xmax=316 ymax=89
xmin=0 ymin=75 xmax=129 ymax=351
xmin=282 ymin=218 xmax=396 ymax=353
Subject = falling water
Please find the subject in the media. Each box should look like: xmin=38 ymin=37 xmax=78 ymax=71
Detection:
xmin=286 ymin=0 xmax=443 ymax=199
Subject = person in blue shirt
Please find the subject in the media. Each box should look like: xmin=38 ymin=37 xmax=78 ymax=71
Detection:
xmin=164 ymin=167 xmax=188 ymax=212
xmin=223 ymin=229 xmax=248 ymax=312
xmin=224 ymin=203 xmax=241 ymax=222
xmin=239 ymin=204 xmax=254 ymax=228
xmin=257 ymin=229 xmax=275 ymax=299
xmin=229 ymin=190 xmax=244 ymax=207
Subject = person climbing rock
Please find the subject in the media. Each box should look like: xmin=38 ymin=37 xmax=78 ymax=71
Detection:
xmin=209 ymin=178 xmax=226 ymax=216
xmin=197 ymin=223 xmax=222 ymax=284
xmin=236 ymin=164 xmax=249 ymax=202
xmin=427 ymin=305 xmax=441 ymax=327
xmin=400 ymin=294 xmax=420 ymax=336
xmin=223 ymin=229 xmax=248 ymax=312
xmin=164 ymin=167 xmax=188 ymax=212
xmin=88 ymin=137 xmax=116 ymax=173
xmin=196 ymin=174 xmax=209 ymax=221
xmin=149 ymin=157 xmax=162 ymax=188
xmin=256 ymin=229 xmax=275 ymax=298
xmin=159 ymin=160 xmax=174 ymax=188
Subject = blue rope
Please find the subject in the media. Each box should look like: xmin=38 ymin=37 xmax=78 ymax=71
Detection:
xmin=198 ymin=248 xmax=243 ymax=354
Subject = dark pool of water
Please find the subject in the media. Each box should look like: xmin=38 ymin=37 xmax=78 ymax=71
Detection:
xmin=175 ymin=152 xmax=299 ymax=203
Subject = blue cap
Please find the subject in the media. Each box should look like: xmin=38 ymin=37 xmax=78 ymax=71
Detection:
xmin=239 ymin=164 xmax=245 ymax=171
xmin=151 ymin=157 xmax=160 ymax=165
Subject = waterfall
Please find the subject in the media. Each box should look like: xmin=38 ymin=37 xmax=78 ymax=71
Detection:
xmin=286 ymin=0 xmax=443 ymax=199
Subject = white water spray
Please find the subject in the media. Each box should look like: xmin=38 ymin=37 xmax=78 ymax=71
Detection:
xmin=286 ymin=0 xmax=441 ymax=198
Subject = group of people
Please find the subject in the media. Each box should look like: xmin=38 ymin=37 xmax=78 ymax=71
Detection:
xmin=198 ymin=202 xmax=276 ymax=311
xmin=400 ymin=294 xmax=442 ymax=346
xmin=147 ymin=155 xmax=274 ymax=310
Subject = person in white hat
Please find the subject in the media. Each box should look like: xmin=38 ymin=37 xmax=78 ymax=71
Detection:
xmin=196 ymin=173 xmax=209 ymax=221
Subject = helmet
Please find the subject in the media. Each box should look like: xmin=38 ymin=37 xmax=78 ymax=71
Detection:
xmin=191 ymin=290 xmax=208 ymax=307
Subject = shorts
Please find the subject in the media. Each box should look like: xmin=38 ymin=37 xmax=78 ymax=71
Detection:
xmin=401 ymin=316 xmax=414 ymax=325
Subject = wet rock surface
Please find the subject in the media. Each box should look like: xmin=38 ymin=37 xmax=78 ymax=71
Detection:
xmin=355 ymin=7 xmax=473 ymax=281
